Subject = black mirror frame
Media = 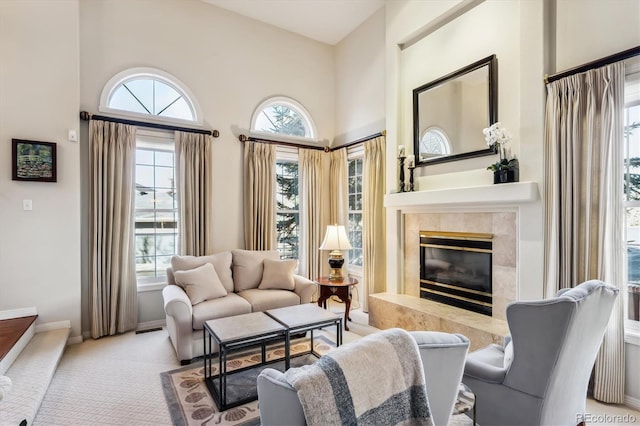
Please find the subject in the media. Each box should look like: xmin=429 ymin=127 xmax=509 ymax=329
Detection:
xmin=413 ymin=54 xmax=498 ymax=166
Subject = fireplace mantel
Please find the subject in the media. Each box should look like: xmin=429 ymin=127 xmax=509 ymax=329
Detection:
xmin=384 ymin=181 xmax=539 ymax=209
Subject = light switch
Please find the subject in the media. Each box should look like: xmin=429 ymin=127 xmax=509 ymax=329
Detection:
xmin=68 ymin=129 xmax=78 ymax=142
xmin=23 ymin=199 xmax=32 ymax=211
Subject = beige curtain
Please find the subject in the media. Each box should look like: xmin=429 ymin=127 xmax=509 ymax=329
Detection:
xmin=175 ymin=131 xmax=214 ymax=256
xmin=544 ymin=63 xmax=625 ymax=402
xmin=329 ymin=148 xmax=348 ymax=225
xmin=243 ymin=141 xmax=276 ymax=250
xmin=89 ymin=120 xmax=137 ymax=338
xmin=299 ymin=149 xmax=326 ymax=278
xmin=362 ymin=136 xmax=386 ymax=312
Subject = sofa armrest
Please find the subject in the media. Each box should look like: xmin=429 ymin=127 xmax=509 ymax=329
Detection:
xmin=163 ymin=284 xmax=193 ymax=318
xmin=163 ymin=284 xmax=194 ymax=362
xmin=293 ymin=275 xmax=316 ymax=304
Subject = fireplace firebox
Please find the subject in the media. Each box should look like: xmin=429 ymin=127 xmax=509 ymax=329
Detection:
xmin=420 ymin=231 xmax=493 ymax=316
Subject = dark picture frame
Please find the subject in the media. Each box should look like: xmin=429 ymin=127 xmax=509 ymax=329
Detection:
xmin=12 ymin=139 xmax=57 ymax=182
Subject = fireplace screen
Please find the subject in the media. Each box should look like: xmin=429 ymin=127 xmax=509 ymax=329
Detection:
xmin=420 ymin=231 xmax=492 ymax=315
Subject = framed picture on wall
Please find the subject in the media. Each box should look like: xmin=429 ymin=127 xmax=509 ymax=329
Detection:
xmin=12 ymin=139 xmax=57 ymax=182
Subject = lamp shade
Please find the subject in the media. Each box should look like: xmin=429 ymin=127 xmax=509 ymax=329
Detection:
xmin=319 ymin=225 xmax=352 ymax=251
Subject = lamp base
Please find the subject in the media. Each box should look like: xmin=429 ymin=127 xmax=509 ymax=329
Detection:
xmin=328 ymin=252 xmax=345 ymax=281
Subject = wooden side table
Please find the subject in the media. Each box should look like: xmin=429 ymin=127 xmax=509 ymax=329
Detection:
xmin=315 ymin=276 xmax=358 ymax=331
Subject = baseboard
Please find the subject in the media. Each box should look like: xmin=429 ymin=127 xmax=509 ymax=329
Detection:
xmin=625 ymin=394 xmax=640 ymax=411
xmin=0 ymin=307 xmax=37 ymax=320
xmin=137 ymin=319 xmax=166 ymax=332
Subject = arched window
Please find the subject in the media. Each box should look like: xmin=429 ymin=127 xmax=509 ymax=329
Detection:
xmin=251 ymin=97 xmax=317 ymax=140
xmin=99 ymin=67 xmax=201 ymax=125
xmin=419 ymin=127 xmax=451 ymax=160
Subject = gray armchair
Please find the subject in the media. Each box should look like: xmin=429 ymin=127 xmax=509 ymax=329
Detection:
xmin=463 ymin=280 xmax=619 ymax=426
xmin=257 ymin=331 xmax=469 ymax=426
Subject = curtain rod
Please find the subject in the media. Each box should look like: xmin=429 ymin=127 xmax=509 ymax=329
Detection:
xmin=238 ymin=130 xmax=386 ymax=152
xmin=545 ymin=46 xmax=640 ymax=84
xmin=333 ymin=130 xmax=386 ymax=151
xmin=238 ymin=134 xmax=328 ymax=151
xmin=79 ymin=111 xmax=219 ymax=137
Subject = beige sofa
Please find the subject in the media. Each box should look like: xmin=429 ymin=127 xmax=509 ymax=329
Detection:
xmin=162 ymin=249 xmax=316 ymax=364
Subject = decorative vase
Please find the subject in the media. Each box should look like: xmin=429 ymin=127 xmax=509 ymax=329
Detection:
xmin=493 ymin=163 xmax=519 ymax=184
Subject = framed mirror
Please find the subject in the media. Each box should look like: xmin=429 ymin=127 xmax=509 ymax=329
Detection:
xmin=413 ymin=55 xmax=498 ymax=166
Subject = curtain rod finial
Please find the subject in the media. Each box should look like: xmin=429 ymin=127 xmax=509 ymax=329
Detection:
xmin=239 ymin=134 xmax=247 ymax=142
xmin=212 ymin=130 xmax=220 ymax=138
xmin=79 ymin=111 xmax=91 ymax=121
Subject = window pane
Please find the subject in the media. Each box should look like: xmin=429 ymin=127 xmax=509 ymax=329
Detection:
xmin=154 ymin=80 xmax=181 ymax=115
xmin=155 ymin=150 xmax=174 ymax=167
xmin=110 ymin=86 xmax=149 ymax=115
xmin=136 ymin=164 xmax=155 ymax=188
xmin=154 ymin=165 xmax=175 ymax=189
xmin=124 ymin=79 xmax=154 ymax=113
xmin=136 ymin=149 xmax=154 ymax=165
xmin=348 ymin=157 xmax=364 ymax=268
xmin=276 ymin=158 xmax=299 ymax=260
xmin=135 ymin=189 xmax=155 ymax=209
xmin=106 ymin=74 xmax=196 ymax=122
xmin=159 ymin=97 xmax=193 ymax=121
xmin=277 ymin=213 xmax=299 ymax=260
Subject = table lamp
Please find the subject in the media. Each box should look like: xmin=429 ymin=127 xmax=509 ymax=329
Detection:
xmin=319 ymin=224 xmax=352 ymax=280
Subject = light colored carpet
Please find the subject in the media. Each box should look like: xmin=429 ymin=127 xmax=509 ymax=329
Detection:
xmin=33 ymin=305 xmax=372 ymax=426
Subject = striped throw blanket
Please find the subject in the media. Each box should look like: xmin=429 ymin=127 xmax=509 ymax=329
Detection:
xmin=284 ymin=328 xmax=433 ymax=426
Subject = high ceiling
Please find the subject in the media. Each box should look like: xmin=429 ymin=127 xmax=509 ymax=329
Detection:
xmin=202 ymin=0 xmax=385 ymax=45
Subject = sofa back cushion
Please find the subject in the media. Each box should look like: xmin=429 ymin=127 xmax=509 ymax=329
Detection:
xmin=170 ymin=252 xmax=234 ymax=293
xmin=232 ymin=249 xmax=280 ymax=291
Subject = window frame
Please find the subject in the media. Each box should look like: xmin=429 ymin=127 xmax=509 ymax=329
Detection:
xmin=134 ymin=129 xmax=179 ymax=287
xmin=275 ymin=146 xmax=300 ymax=261
xmin=623 ymin=59 xmax=640 ymax=341
xmin=250 ymin=96 xmax=318 ymax=143
xmin=99 ymin=67 xmax=203 ymax=126
xmin=347 ymin=145 xmax=364 ymax=274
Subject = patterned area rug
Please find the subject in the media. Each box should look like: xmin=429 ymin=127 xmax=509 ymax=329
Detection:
xmin=160 ymin=335 xmax=475 ymax=426
xmin=160 ymin=336 xmax=335 ymax=426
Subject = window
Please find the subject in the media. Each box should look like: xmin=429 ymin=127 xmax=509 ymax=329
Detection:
xmin=419 ymin=127 xmax=451 ymax=161
xmin=347 ymin=147 xmax=364 ymax=268
xmin=135 ymin=131 xmax=178 ymax=282
xmin=624 ymin=60 xmax=640 ymax=331
xmin=251 ymin=97 xmax=317 ymax=141
xmin=100 ymin=67 xmax=201 ymax=125
xmin=276 ymin=147 xmax=300 ymax=260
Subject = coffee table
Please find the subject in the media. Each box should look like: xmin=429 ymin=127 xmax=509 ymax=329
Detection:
xmin=266 ymin=304 xmax=342 ymax=366
xmin=203 ymin=312 xmax=287 ymax=411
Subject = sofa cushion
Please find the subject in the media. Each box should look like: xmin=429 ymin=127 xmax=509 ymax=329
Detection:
xmin=171 ymin=252 xmax=234 ymax=292
xmin=237 ymin=288 xmax=300 ymax=312
xmin=174 ymin=263 xmax=227 ymax=305
xmin=259 ymin=259 xmax=296 ymax=290
xmin=191 ymin=293 xmax=252 ymax=330
xmin=231 ymin=249 xmax=280 ymax=292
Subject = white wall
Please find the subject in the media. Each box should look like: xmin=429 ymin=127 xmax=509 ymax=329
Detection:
xmin=334 ymin=8 xmax=386 ymax=146
xmin=383 ymin=1 xmax=546 ymax=300
xmin=78 ymin=0 xmax=335 ymax=333
xmin=0 ymin=1 xmax=82 ymax=337
xmin=555 ymin=0 xmax=640 ymax=71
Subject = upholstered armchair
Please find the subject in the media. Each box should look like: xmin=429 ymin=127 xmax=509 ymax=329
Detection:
xmin=463 ymin=280 xmax=618 ymax=426
xmin=257 ymin=331 xmax=469 ymax=426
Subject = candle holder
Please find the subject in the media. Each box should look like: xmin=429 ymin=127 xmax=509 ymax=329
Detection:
xmin=408 ymin=165 xmax=416 ymax=191
xmin=398 ymin=156 xmax=406 ymax=192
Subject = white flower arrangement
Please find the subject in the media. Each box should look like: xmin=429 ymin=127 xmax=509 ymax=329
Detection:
xmin=483 ymin=122 xmax=517 ymax=172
